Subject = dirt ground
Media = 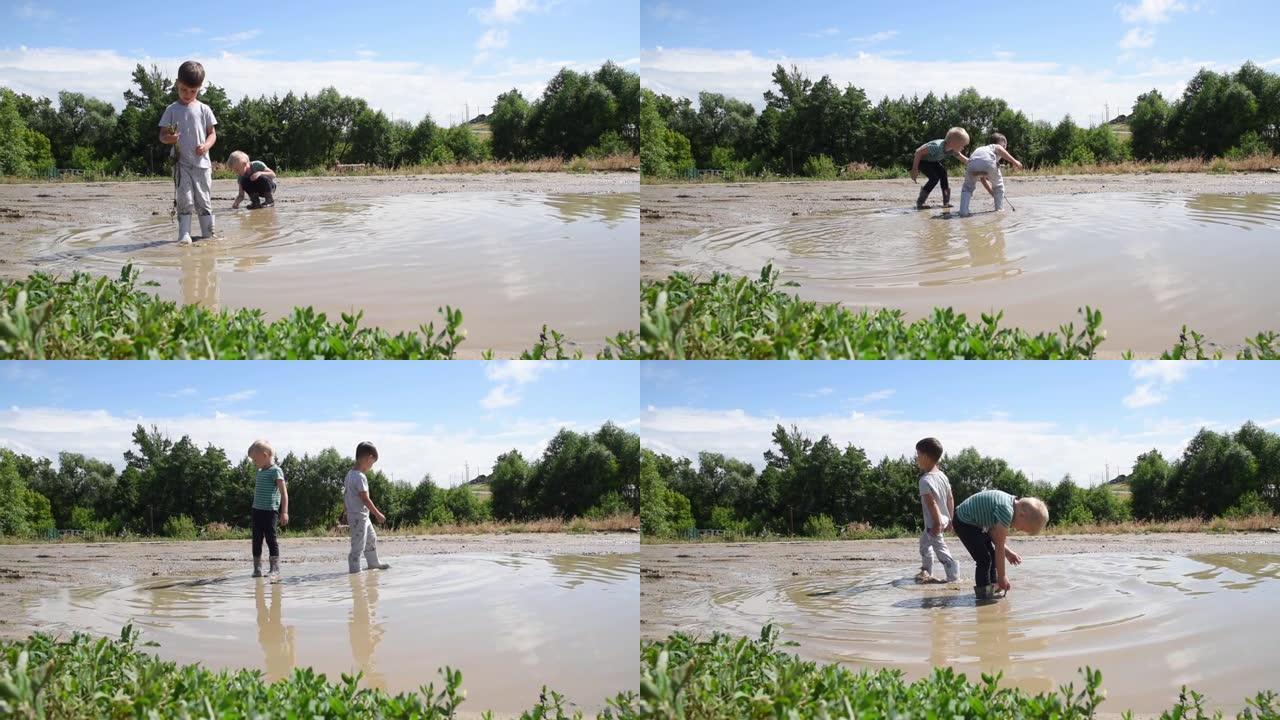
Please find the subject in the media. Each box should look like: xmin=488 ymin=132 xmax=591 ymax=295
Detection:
xmin=639 ymin=531 xmax=1280 ymax=638
xmin=640 ymin=172 xmax=1279 ymax=279
xmin=0 ymin=531 xmax=638 ymax=640
xmin=0 ymin=172 xmax=638 ymax=244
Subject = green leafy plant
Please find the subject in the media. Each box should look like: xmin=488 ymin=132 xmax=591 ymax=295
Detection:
xmin=161 ymin=514 xmax=197 ymax=540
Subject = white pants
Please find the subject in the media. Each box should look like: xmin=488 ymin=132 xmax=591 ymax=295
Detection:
xmin=959 ymin=159 xmax=1004 ymax=216
xmin=919 ymin=528 xmax=958 ymax=580
xmin=348 ymin=515 xmax=381 ymax=573
xmin=174 ymin=163 xmax=213 ymax=217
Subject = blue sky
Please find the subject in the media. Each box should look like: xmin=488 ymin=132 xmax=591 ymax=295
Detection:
xmin=642 ymin=0 xmax=1280 ymax=124
xmin=641 ymin=361 xmax=1280 ymax=486
xmin=0 ymin=361 xmax=638 ymax=485
xmin=1 ymin=0 xmax=637 ymax=122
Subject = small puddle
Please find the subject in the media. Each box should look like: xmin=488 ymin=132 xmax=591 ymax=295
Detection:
xmin=653 ymin=553 xmax=1280 ymax=713
xmin=675 ymin=193 xmax=1280 ymax=352
xmin=8 ymin=192 xmax=638 ymax=355
xmin=29 ymin=553 xmax=639 ymax=713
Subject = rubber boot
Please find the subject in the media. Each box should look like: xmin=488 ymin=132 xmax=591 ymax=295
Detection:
xmin=252 ymin=557 xmax=263 ymax=577
xmin=959 ymin=186 xmax=974 ymax=217
xmin=177 ymin=214 xmax=192 ymax=244
xmin=269 ymin=555 xmax=280 ymax=578
xmin=198 ymin=214 xmax=215 ymax=239
xmin=942 ymin=186 xmax=952 ymax=208
xmin=348 ymin=558 xmax=362 ymax=574
xmin=262 ymin=190 xmax=275 ymax=207
xmin=915 ymin=185 xmax=930 ymax=210
xmin=364 ymin=549 xmax=390 ymax=571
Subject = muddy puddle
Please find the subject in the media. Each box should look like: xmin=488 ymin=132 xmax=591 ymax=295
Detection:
xmin=6 ymin=192 xmax=637 ymax=355
xmin=27 ymin=552 xmax=638 ymax=713
xmin=673 ymin=193 xmax=1280 ymax=352
xmin=652 ymin=553 xmax=1280 ymax=713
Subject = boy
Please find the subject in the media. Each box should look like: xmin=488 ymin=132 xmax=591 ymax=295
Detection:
xmin=959 ymin=132 xmax=1024 ymax=217
xmin=953 ymin=489 xmax=1049 ymax=600
xmin=344 ymin=441 xmax=391 ymax=574
xmin=228 ymin=150 xmax=277 ymax=209
xmin=248 ymin=439 xmax=289 ymax=579
xmin=159 ymin=60 xmax=218 ymax=244
xmin=914 ymin=437 xmax=958 ymax=584
xmin=910 ymin=127 xmax=970 ymax=209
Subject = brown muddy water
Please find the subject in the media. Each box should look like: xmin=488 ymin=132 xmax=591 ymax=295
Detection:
xmin=26 ymin=552 xmax=638 ymax=713
xmin=6 ymin=192 xmax=637 ymax=355
xmin=672 ymin=193 xmax=1280 ymax=352
xmin=649 ymin=553 xmax=1280 ymax=713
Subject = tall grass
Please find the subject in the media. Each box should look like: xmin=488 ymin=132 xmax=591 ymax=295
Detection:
xmin=639 ymin=625 xmax=1279 ymax=719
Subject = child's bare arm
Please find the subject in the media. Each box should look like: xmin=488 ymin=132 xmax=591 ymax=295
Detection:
xmin=911 ymin=146 xmax=927 ymax=180
xmin=990 ymin=525 xmax=1010 ymax=588
xmin=980 ymin=176 xmax=994 ymax=197
xmin=160 ymin=127 xmax=178 ymax=144
xmin=954 ymin=151 xmax=969 ymax=164
xmin=277 ymin=478 xmax=289 ymax=525
xmin=232 ymin=189 xmax=245 ymax=209
xmin=196 ymin=126 xmax=216 ymax=156
xmin=259 ymin=165 xmax=276 ymax=178
xmin=359 ymin=491 xmax=385 ymax=521
xmin=923 ymin=495 xmax=943 ymax=534
xmin=994 ymin=145 xmax=1023 ymax=169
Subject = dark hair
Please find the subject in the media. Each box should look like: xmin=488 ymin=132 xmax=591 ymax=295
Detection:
xmin=177 ymin=60 xmax=205 ymax=88
xmin=989 ymin=132 xmax=1008 ymax=147
xmin=355 ymin=441 xmax=379 ymax=461
xmin=915 ymin=437 xmax=944 ymax=462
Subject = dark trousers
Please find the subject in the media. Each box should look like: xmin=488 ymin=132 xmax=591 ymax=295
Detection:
xmin=918 ymin=160 xmax=950 ymax=205
xmin=251 ymin=508 xmax=279 ymax=559
xmin=238 ymin=174 xmax=276 ymax=201
xmin=953 ymin=517 xmax=996 ymax=586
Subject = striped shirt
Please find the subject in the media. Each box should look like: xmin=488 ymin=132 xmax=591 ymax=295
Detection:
xmin=252 ymin=465 xmax=284 ymax=511
xmin=957 ymin=489 xmax=1015 ymax=531
xmin=922 ymin=139 xmax=957 ymax=163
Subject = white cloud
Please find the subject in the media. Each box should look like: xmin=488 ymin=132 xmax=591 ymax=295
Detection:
xmin=1123 ymin=383 xmax=1166 ymax=408
xmin=0 ymin=47 xmax=611 ymax=123
xmin=211 ymin=29 xmax=262 ymax=46
xmin=208 ymin=389 xmax=257 ymax=404
xmin=477 ymin=28 xmax=510 ymax=50
xmin=807 ymin=27 xmax=840 ymax=38
xmin=475 ymin=0 xmax=544 ymax=24
xmin=14 ymin=1 xmax=53 ymax=20
xmin=857 ymin=389 xmax=896 ymax=404
xmin=851 ymin=30 xmax=898 ymax=44
xmin=798 ymin=386 xmax=835 ymax=398
xmin=1118 ymin=0 xmax=1187 ymax=24
xmin=648 ymin=1 xmax=689 ymax=23
xmin=485 ymin=361 xmax=560 ymax=385
xmin=160 ymin=387 xmax=198 ymax=399
xmin=1120 ymin=27 xmax=1156 ymax=49
xmin=640 ymin=405 xmax=1214 ymax=486
xmin=481 ymin=385 xmax=521 ymax=410
xmin=0 ymin=406 xmax=581 ymax=485
xmin=1130 ymin=361 xmax=1194 ymax=384
xmin=640 ymin=45 xmax=1207 ymax=124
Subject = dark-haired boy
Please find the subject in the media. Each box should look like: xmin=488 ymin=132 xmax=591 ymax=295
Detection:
xmin=159 ymin=60 xmax=218 ymax=244
xmin=915 ymin=437 xmax=958 ymax=584
xmin=344 ymin=441 xmax=390 ymax=574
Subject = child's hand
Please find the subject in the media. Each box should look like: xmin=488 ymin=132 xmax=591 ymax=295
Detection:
xmin=910 ymin=168 xmax=918 ymax=182
xmin=195 ymin=144 xmax=207 ymax=157
xmin=997 ymin=577 xmax=1011 ymax=592
xmin=280 ymin=512 xmax=289 ymax=527
xmin=251 ymin=171 xmax=262 ymax=181
xmin=1005 ymin=548 xmax=1022 ymax=565
xmin=1013 ymin=160 xmax=1024 ymax=171
xmin=374 ymin=510 xmax=386 ymax=524
xmin=930 ymin=525 xmax=941 ymax=537
xmin=232 ymin=199 xmax=241 ymax=209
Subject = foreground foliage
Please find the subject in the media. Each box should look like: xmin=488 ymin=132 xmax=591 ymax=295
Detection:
xmin=0 ymin=266 xmax=635 ymax=359
xmin=639 ymin=266 xmax=1279 ymax=360
xmin=639 ymin=626 xmax=1280 ymax=719
xmin=0 ymin=626 xmax=635 ymax=719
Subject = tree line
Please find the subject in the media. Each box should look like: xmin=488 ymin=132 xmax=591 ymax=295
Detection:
xmin=0 ymin=421 xmax=638 ymax=538
xmin=640 ymin=61 xmax=1280 ymax=177
xmin=640 ymin=421 xmax=1279 ymax=537
xmin=0 ymin=61 xmax=638 ymax=177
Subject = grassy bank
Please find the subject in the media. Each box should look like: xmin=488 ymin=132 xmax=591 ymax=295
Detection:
xmin=0 ymin=154 xmax=639 ymax=184
xmin=0 ymin=266 xmax=636 ymax=359
xmin=637 ymin=266 xmax=1280 ymax=359
xmin=641 ymin=514 xmax=1279 ymax=544
xmin=639 ymin=625 xmax=1278 ymax=719
xmin=0 ymin=514 xmax=639 ymax=545
xmin=639 ymin=153 xmax=1280 ymax=185
xmin=0 ymin=626 xmax=635 ymax=719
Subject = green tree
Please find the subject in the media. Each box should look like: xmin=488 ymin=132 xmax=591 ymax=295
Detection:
xmin=489 ymin=89 xmax=531 ymax=160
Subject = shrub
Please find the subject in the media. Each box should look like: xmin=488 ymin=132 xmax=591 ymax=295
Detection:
xmin=1224 ymin=491 xmax=1270 ymax=519
xmin=585 ymin=491 xmax=629 ymax=520
xmin=162 ymin=514 xmax=197 ymax=539
xmin=802 ymin=513 xmax=838 ymax=539
xmin=584 ymin=130 xmax=629 ymax=159
xmin=1225 ymin=131 xmax=1270 ymax=160
xmin=801 ymin=154 xmax=838 ymax=179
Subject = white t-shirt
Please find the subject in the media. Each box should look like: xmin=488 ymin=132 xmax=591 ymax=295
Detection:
xmin=158 ymin=100 xmax=217 ymax=169
xmin=919 ymin=468 xmax=953 ymax=530
xmin=344 ymin=469 xmax=370 ymax=520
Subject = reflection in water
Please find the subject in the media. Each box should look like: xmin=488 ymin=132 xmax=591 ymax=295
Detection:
xmin=8 ymin=193 xmax=638 ymax=355
xmin=674 ymin=193 xmax=1280 ymax=351
xmin=662 ymin=553 xmax=1280 ymax=713
xmin=29 ymin=552 xmax=637 ymax=713
xmin=256 ymin=581 xmax=296 ymax=682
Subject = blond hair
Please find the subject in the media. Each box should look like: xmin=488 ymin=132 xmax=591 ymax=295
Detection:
xmin=945 ymin=127 xmax=970 ymax=146
xmin=1016 ymin=497 xmax=1049 ymax=534
xmin=227 ymin=150 xmax=249 ymax=166
xmin=247 ymin=439 xmax=274 ymax=460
